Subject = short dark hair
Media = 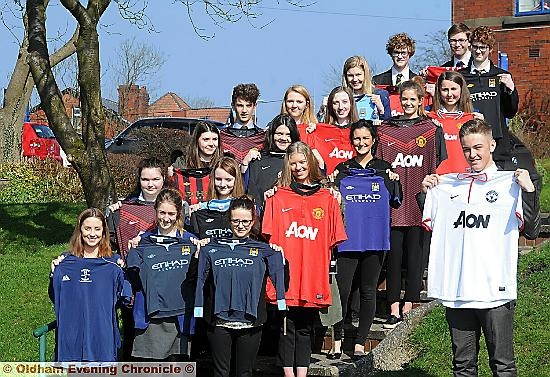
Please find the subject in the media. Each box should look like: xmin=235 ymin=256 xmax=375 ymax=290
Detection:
xmin=232 ymin=83 xmax=260 ymax=105
xmin=349 ymin=119 xmax=379 ymax=156
xmin=459 ymin=118 xmax=493 ymax=140
xmin=447 ymin=23 xmax=470 ymax=40
xmin=129 ymin=157 xmax=166 ymax=198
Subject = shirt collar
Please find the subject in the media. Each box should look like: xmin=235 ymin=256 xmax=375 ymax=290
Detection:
xmin=231 ymin=121 xmax=254 ymax=129
xmin=472 ymin=162 xmax=498 ymax=174
xmin=470 ymin=59 xmax=491 ymax=74
xmin=392 ymin=66 xmax=409 ymax=83
xmin=454 ymin=51 xmax=471 ymax=67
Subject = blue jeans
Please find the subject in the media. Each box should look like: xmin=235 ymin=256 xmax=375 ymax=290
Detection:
xmin=445 ymin=302 xmax=517 ymax=377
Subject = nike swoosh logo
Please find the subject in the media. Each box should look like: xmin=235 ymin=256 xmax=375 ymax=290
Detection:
xmin=128 ymin=221 xmax=139 ymax=225
xmin=281 ymin=208 xmax=293 ymax=213
xmin=261 ymin=166 xmax=270 ymax=170
xmin=451 ymin=194 xmax=460 ymax=199
xmin=325 ymin=138 xmax=336 ymax=142
xmin=387 ymin=142 xmax=396 ymax=146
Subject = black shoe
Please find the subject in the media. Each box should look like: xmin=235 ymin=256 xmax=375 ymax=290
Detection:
xmin=383 ymin=315 xmax=402 ymax=329
xmin=326 ymin=352 xmax=342 ymax=360
xmin=351 ymin=351 xmax=367 ymax=361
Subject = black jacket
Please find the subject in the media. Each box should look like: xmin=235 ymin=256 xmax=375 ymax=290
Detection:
xmin=372 ymin=68 xmax=418 ymax=86
xmin=461 ymin=62 xmax=519 ymax=163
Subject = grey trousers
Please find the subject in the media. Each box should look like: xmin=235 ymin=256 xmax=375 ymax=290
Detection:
xmin=445 ymin=302 xmax=517 ymax=377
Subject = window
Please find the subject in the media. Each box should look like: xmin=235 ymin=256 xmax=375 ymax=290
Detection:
xmin=516 ymin=0 xmax=550 ymax=15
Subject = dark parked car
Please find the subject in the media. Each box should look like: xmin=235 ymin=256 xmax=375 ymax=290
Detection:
xmin=105 ymin=117 xmax=226 ymax=154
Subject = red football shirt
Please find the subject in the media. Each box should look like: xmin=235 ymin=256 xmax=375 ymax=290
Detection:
xmin=262 ymin=187 xmax=347 ymax=308
xmin=220 ymin=129 xmax=265 ymax=163
xmin=426 ymin=66 xmax=462 ymax=84
xmin=376 ymin=118 xmax=439 ymax=227
xmin=308 ymin=123 xmax=354 ymax=174
xmin=428 ymin=111 xmax=474 ymax=175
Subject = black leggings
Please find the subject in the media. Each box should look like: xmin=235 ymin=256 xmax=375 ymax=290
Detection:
xmin=333 ymin=252 xmax=385 ymax=345
xmin=207 ymin=325 xmax=262 ymax=377
xmin=277 ymin=307 xmax=318 ymax=368
xmin=386 ymin=226 xmax=423 ymax=303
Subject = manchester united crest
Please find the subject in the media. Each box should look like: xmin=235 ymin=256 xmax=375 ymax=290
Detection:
xmin=457 ymin=123 xmax=463 ymax=130
xmin=415 ymin=135 xmax=427 ymax=147
xmin=312 ymin=207 xmax=325 ymax=220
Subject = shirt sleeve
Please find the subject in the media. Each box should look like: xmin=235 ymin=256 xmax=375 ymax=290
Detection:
xmin=193 ymin=247 xmax=211 ymax=318
xmin=329 ymin=194 xmax=348 ymax=247
xmin=435 ymin=126 xmax=448 ymax=167
xmin=422 ymin=187 xmax=437 ymax=231
xmin=261 ymin=195 xmax=275 ymax=240
xmin=264 ymin=248 xmax=286 ymax=310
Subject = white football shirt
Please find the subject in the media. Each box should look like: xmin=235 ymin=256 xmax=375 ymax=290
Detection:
xmin=422 ymin=170 xmax=523 ymax=309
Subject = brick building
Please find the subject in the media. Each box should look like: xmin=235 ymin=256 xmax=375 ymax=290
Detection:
xmin=119 ymin=84 xmax=231 ymax=126
xmin=452 ymin=0 xmax=550 ymax=127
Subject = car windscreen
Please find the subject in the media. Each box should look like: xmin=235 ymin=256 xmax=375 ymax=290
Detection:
xmin=31 ymin=124 xmax=56 ymax=138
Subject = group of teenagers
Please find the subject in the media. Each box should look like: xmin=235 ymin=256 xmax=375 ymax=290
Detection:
xmin=50 ymin=23 xmax=541 ymax=377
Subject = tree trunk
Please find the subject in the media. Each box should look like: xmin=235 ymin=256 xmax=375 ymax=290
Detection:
xmin=0 ymin=7 xmax=78 ymax=164
xmin=26 ymin=0 xmax=117 ymax=209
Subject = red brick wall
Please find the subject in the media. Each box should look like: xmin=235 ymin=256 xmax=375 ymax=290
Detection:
xmin=118 ymin=85 xmax=149 ymax=123
xmin=452 ymin=0 xmax=550 ymax=125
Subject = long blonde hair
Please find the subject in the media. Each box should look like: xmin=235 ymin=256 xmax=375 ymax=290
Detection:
xmin=342 ymin=55 xmax=374 ymax=95
xmin=280 ymin=85 xmax=317 ymax=124
xmin=277 ymin=142 xmax=324 ymax=187
xmin=207 ymin=157 xmax=245 ymax=199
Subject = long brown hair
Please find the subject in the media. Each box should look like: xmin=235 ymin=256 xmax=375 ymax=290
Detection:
xmin=278 ymin=141 xmax=324 ymax=187
xmin=433 ymin=71 xmax=473 ymax=113
xmin=324 ymin=86 xmax=359 ymax=125
xmin=154 ymin=188 xmax=185 ymax=232
xmin=185 ymin=121 xmax=222 ymax=168
xmin=69 ymin=208 xmax=112 ymax=258
xmin=207 ymin=156 xmax=245 ymax=199
xmin=399 ymin=78 xmax=427 ymax=117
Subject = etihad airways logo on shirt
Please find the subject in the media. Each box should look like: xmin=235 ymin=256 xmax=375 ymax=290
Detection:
xmin=470 ymin=91 xmax=498 ymax=101
xmin=345 ymin=193 xmax=381 ymax=203
xmin=205 ymin=228 xmax=232 ymax=237
xmin=214 ymin=257 xmax=254 ymax=268
xmin=152 ymin=259 xmax=189 ymax=271
xmin=285 ymin=221 xmax=319 ymax=240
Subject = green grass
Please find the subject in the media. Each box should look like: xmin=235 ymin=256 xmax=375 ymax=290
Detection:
xmin=537 ymin=158 xmax=550 ymax=212
xmin=0 ymin=202 xmax=85 ymax=361
xmin=372 ymin=243 xmax=550 ymax=376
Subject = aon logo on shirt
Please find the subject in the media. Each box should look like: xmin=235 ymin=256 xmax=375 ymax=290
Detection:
xmin=453 ymin=211 xmax=490 ymax=229
xmin=391 ymin=153 xmax=423 ymax=168
xmin=285 ymin=221 xmax=319 ymax=240
xmin=329 ymin=147 xmax=353 ymax=160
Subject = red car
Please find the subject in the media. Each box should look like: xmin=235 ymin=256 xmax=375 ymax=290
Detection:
xmin=22 ymin=122 xmax=62 ymax=162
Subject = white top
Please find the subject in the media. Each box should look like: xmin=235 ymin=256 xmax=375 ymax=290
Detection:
xmin=422 ymin=168 xmax=523 ymax=309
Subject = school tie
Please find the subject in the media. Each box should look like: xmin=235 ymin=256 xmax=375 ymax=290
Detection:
xmin=395 ymin=73 xmax=404 ymax=86
xmin=455 ymin=61 xmax=465 ymax=68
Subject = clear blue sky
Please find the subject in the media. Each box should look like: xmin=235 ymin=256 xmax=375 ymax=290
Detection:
xmin=0 ymin=0 xmax=451 ymax=126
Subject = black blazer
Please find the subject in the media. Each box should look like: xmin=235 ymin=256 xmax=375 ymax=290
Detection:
xmin=372 ymin=68 xmax=418 ymax=86
xmin=441 ymin=55 xmax=474 ymax=67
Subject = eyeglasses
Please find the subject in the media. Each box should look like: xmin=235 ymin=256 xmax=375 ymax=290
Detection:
xmin=449 ymin=38 xmax=468 ymax=44
xmin=391 ymin=51 xmax=409 ymax=57
xmin=230 ymin=219 xmax=253 ymax=227
xmin=472 ymin=45 xmax=489 ymax=52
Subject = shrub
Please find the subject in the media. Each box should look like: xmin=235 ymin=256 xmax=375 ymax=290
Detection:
xmin=133 ymin=127 xmax=191 ymax=165
xmin=106 ymin=153 xmax=143 ymax=199
xmin=0 ymin=158 xmax=83 ymax=203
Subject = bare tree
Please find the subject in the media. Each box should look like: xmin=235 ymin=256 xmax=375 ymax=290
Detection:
xmin=184 ymin=95 xmax=216 ymax=108
xmin=26 ymin=0 xmax=305 ymax=208
xmin=0 ymin=1 xmax=77 ymax=164
xmin=411 ymin=29 xmax=450 ymax=71
xmin=112 ymin=37 xmax=166 ymax=112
